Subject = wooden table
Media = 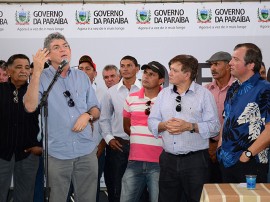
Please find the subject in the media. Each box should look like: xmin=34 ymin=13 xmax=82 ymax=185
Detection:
xmin=200 ymin=183 xmax=270 ymax=202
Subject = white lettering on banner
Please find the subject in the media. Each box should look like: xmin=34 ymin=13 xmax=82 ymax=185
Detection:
xmin=93 ymin=10 xmax=124 ymax=17
xmin=154 ymin=9 xmax=184 ymax=16
xmin=33 ymin=11 xmax=63 ymax=17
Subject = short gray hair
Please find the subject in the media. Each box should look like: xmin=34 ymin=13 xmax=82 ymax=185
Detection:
xmin=102 ymin=65 xmax=120 ymax=77
xmin=43 ymin=32 xmax=68 ymax=50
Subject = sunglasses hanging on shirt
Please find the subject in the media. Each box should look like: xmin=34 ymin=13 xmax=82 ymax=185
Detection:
xmin=175 ymin=95 xmax=182 ymax=112
xmin=145 ymin=100 xmax=151 ymax=116
xmin=13 ymin=90 xmax=18 ymax=103
xmin=63 ymin=90 xmax=75 ymax=107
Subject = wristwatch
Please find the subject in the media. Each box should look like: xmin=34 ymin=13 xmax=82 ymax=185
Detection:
xmin=86 ymin=111 xmax=94 ymax=122
xmin=245 ymin=150 xmax=253 ymax=159
xmin=190 ymin=123 xmax=195 ymax=133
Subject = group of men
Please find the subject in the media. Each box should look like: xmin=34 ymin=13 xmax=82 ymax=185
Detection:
xmin=0 ymin=31 xmax=270 ymax=202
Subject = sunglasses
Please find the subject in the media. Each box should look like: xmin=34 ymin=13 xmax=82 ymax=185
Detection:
xmin=175 ymin=95 xmax=181 ymax=112
xmin=13 ymin=90 xmax=18 ymax=103
xmin=145 ymin=100 xmax=152 ymax=116
xmin=63 ymin=90 xmax=75 ymax=107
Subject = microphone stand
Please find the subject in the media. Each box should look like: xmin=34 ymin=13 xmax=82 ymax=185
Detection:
xmin=39 ymin=66 xmax=64 ymax=202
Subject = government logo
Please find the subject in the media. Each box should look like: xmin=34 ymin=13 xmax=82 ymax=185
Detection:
xmin=76 ymin=10 xmax=91 ymax=24
xmin=197 ymin=8 xmax=212 ymax=23
xmin=15 ymin=10 xmax=30 ymax=25
xmin=136 ymin=9 xmax=151 ymax=24
xmin=258 ymin=7 xmax=270 ymax=22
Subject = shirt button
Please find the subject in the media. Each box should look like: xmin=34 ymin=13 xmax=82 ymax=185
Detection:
xmin=174 ymin=142 xmax=176 ymax=144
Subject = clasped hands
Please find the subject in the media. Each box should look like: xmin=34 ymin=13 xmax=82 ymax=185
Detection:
xmin=164 ymin=118 xmax=190 ymax=135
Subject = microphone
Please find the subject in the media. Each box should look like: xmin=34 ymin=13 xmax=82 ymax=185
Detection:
xmin=58 ymin=59 xmax=69 ymax=71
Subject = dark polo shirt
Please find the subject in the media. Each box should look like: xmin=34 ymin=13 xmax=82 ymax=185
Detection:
xmin=0 ymin=80 xmax=41 ymax=161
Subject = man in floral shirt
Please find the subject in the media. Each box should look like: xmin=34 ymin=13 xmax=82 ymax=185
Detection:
xmin=217 ymin=43 xmax=270 ymax=183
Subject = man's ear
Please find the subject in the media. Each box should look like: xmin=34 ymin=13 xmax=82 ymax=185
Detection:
xmin=159 ymin=78 xmax=165 ymax=86
xmin=247 ymin=62 xmax=255 ymax=71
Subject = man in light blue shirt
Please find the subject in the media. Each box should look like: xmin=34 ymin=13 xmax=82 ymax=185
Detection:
xmin=99 ymin=56 xmax=141 ymax=202
xmin=148 ymin=54 xmax=220 ymax=202
xmin=24 ymin=32 xmax=100 ymax=202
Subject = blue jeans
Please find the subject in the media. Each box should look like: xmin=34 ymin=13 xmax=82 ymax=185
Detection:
xmin=104 ymin=142 xmax=129 ymax=202
xmin=120 ymin=161 xmax=160 ymax=202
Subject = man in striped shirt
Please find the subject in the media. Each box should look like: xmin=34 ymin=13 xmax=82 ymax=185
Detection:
xmin=120 ymin=61 xmax=167 ymax=202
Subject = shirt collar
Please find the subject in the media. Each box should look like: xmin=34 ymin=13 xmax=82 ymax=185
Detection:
xmin=117 ymin=78 xmax=142 ymax=91
xmin=239 ymin=73 xmax=260 ymax=87
xmin=8 ymin=77 xmax=28 ymax=90
xmin=138 ymin=86 xmax=163 ymax=99
xmin=208 ymin=76 xmax=235 ymax=90
xmin=171 ymin=81 xmax=195 ymax=95
xmin=49 ymin=65 xmax=71 ymax=77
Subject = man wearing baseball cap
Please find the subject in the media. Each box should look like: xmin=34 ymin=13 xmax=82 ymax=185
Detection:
xmin=205 ymin=51 xmax=235 ymax=183
xmin=78 ymin=55 xmax=97 ymax=84
xmin=120 ymin=61 xmax=168 ymax=202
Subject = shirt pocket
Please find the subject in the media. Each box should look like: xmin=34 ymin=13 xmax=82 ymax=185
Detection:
xmin=74 ymin=89 xmax=87 ymax=110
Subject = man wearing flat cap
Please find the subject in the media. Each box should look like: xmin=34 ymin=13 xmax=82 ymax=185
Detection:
xmin=205 ymin=51 xmax=235 ymax=183
xmin=120 ymin=61 xmax=168 ymax=202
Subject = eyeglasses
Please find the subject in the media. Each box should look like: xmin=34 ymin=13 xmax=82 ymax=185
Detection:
xmin=145 ymin=100 xmax=151 ymax=116
xmin=175 ymin=95 xmax=181 ymax=112
xmin=63 ymin=90 xmax=75 ymax=107
xmin=13 ymin=90 xmax=18 ymax=103
xmin=51 ymin=44 xmax=69 ymax=52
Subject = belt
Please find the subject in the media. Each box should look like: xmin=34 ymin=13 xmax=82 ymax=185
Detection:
xmin=166 ymin=149 xmax=207 ymax=158
xmin=114 ymin=136 xmax=130 ymax=145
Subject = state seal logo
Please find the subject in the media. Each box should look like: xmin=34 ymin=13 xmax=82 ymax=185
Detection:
xmin=197 ymin=8 xmax=212 ymax=23
xmin=15 ymin=10 xmax=30 ymax=25
xmin=136 ymin=9 xmax=151 ymax=24
xmin=75 ymin=10 xmax=91 ymax=24
xmin=258 ymin=7 xmax=270 ymax=22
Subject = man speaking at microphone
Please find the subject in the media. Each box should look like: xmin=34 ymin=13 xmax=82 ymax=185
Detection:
xmin=24 ymin=32 xmax=100 ymax=202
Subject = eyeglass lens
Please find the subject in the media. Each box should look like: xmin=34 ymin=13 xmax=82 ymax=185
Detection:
xmin=175 ymin=95 xmax=181 ymax=112
xmin=13 ymin=90 xmax=18 ymax=103
xmin=145 ymin=100 xmax=151 ymax=115
xmin=63 ymin=90 xmax=75 ymax=107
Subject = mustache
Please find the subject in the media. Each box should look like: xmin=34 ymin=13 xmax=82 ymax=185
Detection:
xmin=211 ymin=71 xmax=218 ymax=74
